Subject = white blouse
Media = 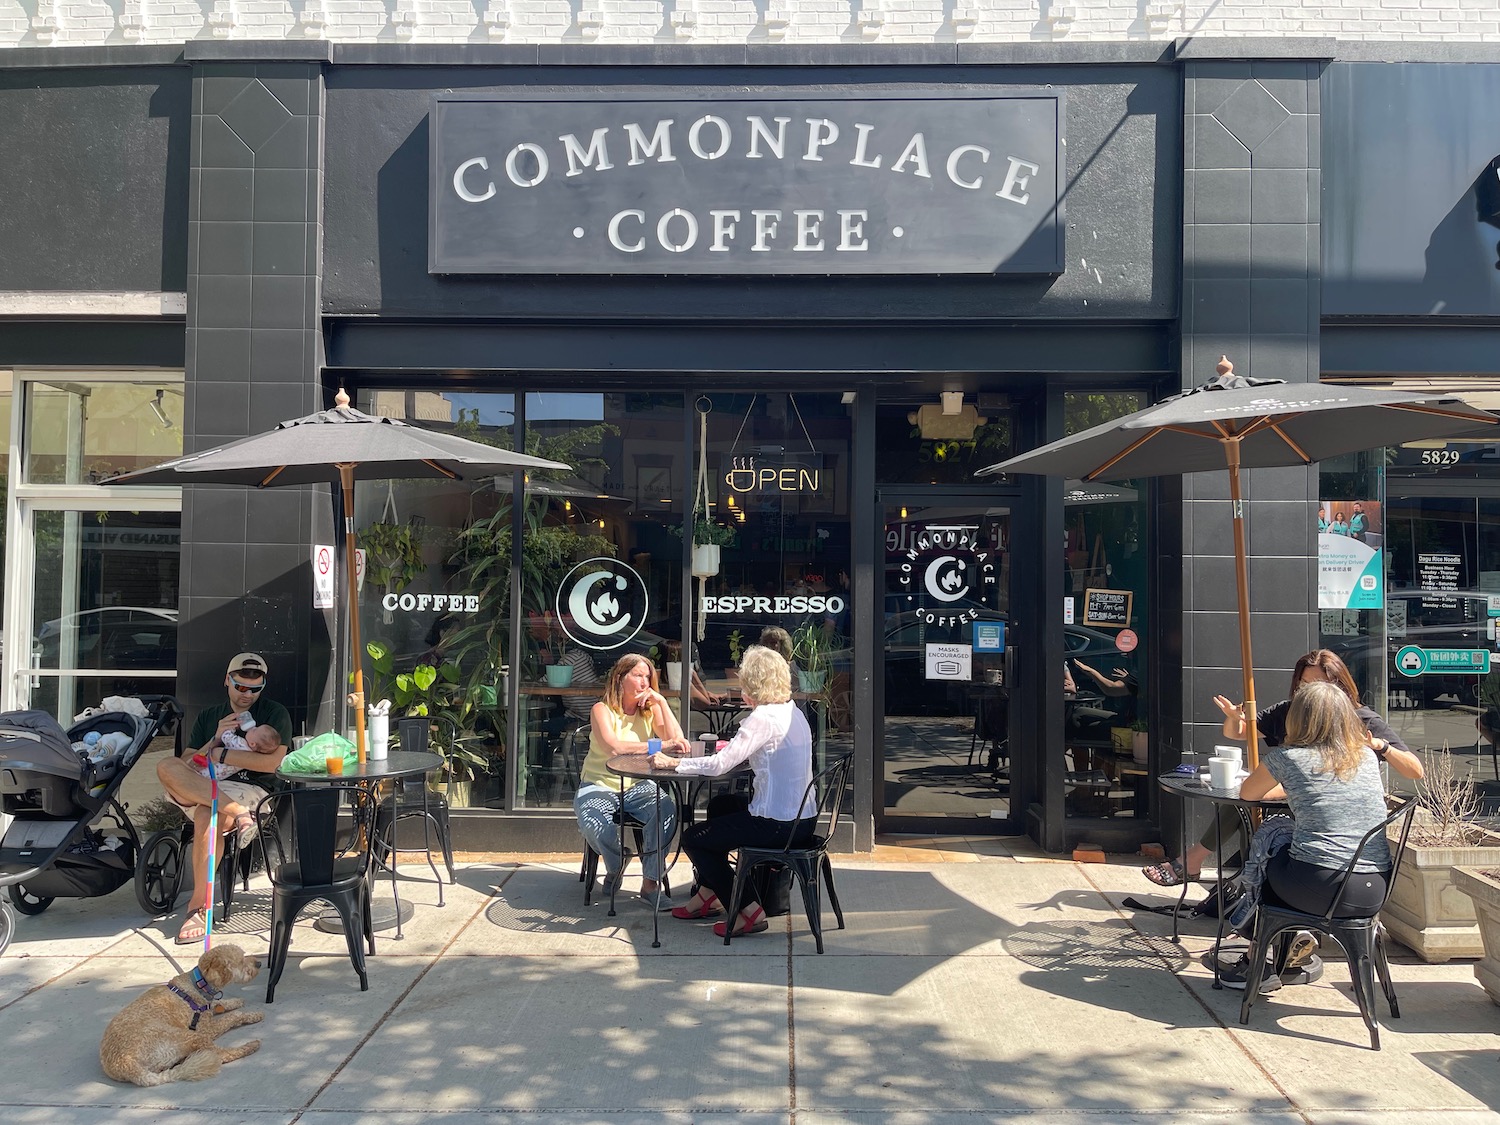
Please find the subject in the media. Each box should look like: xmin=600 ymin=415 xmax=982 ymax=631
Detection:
xmin=673 ymin=700 xmax=816 ymax=822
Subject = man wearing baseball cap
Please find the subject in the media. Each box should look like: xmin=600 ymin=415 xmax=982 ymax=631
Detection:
xmin=156 ymin=651 xmax=293 ymax=945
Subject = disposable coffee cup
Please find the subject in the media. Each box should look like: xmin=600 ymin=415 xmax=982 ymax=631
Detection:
xmin=697 ymin=733 xmax=717 ymax=758
xmin=647 ymin=737 xmax=662 ymax=759
xmin=1208 ymin=756 xmax=1238 ymax=790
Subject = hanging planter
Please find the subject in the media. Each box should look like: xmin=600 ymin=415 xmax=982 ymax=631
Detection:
xmin=692 ymin=543 xmax=721 ymax=578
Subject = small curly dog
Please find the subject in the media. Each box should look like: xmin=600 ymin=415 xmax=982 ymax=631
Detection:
xmin=100 ymin=943 xmax=264 ymax=1086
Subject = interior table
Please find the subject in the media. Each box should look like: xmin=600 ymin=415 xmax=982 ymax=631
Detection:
xmin=605 ymin=753 xmax=751 ymax=949
xmin=277 ymin=749 xmax=443 ymax=940
xmin=1157 ymin=770 xmax=1288 ymax=987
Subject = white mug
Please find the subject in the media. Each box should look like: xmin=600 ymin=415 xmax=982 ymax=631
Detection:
xmin=1208 ymin=756 xmax=1238 ymax=791
xmin=1214 ymin=744 xmax=1244 ymax=771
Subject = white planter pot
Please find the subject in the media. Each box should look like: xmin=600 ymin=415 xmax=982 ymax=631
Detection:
xmin=1131 ymin=731 xmax=1148 ymax=763
xmin=1452 ymin=867 xmax=1500 ymax=1005
xmin=1382 ymin=832 xmax=1500 ymax=962
xmin=666 ymin=661 xmax=683 ymax=690
xmin=691 ymin=543 xmax=721 ymax=577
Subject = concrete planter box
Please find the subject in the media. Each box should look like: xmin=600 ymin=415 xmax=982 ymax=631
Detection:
xmin=1451 ymin=867 xmax=1500 ymax=1005
xmin=1382 ymin=833 xmax=1500 ymax=963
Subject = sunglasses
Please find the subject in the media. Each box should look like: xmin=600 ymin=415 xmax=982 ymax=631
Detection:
xmin=230 ymin=677 xmax=266 ymax=694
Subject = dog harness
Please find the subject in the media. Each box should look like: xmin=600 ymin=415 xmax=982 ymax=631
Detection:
xmin=165 ymin=966 xmax=223 ymax=1030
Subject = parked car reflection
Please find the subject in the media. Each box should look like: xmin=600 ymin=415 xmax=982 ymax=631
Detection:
xmin=34 ymin=606 xmax=178 ymax=670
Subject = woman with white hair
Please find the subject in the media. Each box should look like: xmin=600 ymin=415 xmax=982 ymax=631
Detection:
xmin=651 ymin=644 xmax=816 ymax=939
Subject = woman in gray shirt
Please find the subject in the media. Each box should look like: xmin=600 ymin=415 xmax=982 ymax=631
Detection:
xmin=1239 ymin=680 xmax=1393 ymax=918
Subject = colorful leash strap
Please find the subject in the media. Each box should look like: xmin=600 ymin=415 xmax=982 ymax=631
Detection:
xmin=203 ymin=757 xmax=218 ymax=951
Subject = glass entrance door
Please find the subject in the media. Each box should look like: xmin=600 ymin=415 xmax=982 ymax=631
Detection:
xmin=878 ymin=500 xmax=1015 ymax=831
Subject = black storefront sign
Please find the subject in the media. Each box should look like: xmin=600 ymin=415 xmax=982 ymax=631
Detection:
xmin=429 ymin=89 xmax=1064 ymax=276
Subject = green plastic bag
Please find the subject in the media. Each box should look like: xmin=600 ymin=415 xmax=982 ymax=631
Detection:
xmin=280 ymin=731 xmax=357 ymax=774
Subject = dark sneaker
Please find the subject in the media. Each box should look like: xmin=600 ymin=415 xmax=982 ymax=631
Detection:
xmin=1218 ymin=953 xmax=1282 ymax=993
xmin=1284 ymin=930 xmax=1319 ymax=971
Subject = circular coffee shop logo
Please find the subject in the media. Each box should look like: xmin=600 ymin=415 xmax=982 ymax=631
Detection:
xmin=556 ymin=558 xmax=650 ymax=651
xmin=895 ymin=522 xmax=996 ymax=626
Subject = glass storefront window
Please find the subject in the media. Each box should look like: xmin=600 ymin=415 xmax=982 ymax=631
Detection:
xmin=875 ymin=399 xmax=1013 ymax=485
xmin=26 ymin=378 xmax=184 ymax=485
xmin=1062 ymin=391 xmax=1150 ymax=821
xmin=356 ymin=391 xmax=518 ymax=810
xmin=28 ymin=509 xmax=181 ymax=721
xmin=354 ymin=388 xmax=853 ymax=811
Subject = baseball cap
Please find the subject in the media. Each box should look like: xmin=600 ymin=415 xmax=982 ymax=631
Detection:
xmin=227 ymin=652 xmax=269 ymax=678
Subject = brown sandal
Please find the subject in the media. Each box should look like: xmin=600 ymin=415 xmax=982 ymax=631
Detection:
xmin=174 ymin=908 xmax=207 ymax=945
xmin=1142 ymin=860 xmax=1188 ymax=887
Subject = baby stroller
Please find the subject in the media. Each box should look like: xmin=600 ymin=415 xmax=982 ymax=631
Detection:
xmin=0 ymin=695 xmax=183 ymax=955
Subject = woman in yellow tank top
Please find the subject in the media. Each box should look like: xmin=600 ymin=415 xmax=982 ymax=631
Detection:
xmin=574 ymin=653 xmax=690 ymax=907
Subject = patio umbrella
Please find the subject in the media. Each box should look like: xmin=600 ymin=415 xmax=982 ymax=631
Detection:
xmin=977 ymin=357 xmax=1497 ymax=768
xmin=105 ymin=389 xmax=570 ymax=761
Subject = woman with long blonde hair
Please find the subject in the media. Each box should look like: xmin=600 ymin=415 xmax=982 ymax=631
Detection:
xmin=1220 ymin=680 xmax=1394 ymax=988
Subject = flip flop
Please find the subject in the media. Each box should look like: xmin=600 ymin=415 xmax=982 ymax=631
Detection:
xmin=174 ymin=909 xmax=207 ymax=946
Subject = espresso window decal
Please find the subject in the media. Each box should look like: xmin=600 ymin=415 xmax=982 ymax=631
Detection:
xmin=430 ymin=90 xmax=1064 ymax=276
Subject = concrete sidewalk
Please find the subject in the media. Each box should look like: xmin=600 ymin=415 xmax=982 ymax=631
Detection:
xmin=2 ymin=838 xmax=1498 ymax=1124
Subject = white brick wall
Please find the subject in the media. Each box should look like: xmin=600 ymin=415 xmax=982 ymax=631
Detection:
xmin=0 ymin=0 xmax=1495 ymax=44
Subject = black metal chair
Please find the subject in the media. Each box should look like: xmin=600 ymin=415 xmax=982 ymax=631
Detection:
xmin=722 ymin=753 xmax=855 ymax=953
xmin=574 ymin=731 xmax=673 ymax=909
xmin=1238 ymin=797 xmax=1419 ymax=1050
xmin=967 ymin=691 xmax=1009 ymax=772
xmin=372 ymin=776 xmax=455 ymax=894
xmin=255 ymin=784 xmax=374 ymax=1003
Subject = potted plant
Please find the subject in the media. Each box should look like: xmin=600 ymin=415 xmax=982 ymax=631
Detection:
xmin=1129 ymin=718 xmax=1149 ymax=763
xmin=671 ymin=514 xmax=737 ymax=577
xmin=1382 ymin=748 xmax=1500 ymax=963
xmin=359 ymin=519 xmax=425 ymax=624
xmin=367 ymin=641 xmax=488 ymax=806
xmin=790 ymin=620 xmax=832 ymax=693
xmin=1451 ymin=866 xmax=1500 ymax=1004
xmin=662 ymin=640 xmax=684 ymax=691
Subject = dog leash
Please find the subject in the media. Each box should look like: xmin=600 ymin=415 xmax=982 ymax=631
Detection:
xmin=203 ymin=757 xmax=219 ymax=951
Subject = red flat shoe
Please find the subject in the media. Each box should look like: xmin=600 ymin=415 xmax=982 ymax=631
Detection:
xmin=714 ymin=905 xmax=768 ymax=938
xmin=671 ymin=893 xmax=722 ymax=920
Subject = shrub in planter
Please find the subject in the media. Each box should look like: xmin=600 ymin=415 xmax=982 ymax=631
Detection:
xmin=1451 ymin=867 xmax=1500 ymax=1004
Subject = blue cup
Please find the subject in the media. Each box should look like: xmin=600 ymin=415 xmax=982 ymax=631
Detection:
xmin=647 ymin=737 xmax=662 ymax=758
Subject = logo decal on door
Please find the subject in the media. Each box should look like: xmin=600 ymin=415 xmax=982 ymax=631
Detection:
xmin=894 ymin=522 xmax=996 ymax=626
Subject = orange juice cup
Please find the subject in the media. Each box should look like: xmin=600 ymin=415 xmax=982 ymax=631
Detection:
xmin=326 ymin=754 xmax=345 ymax=776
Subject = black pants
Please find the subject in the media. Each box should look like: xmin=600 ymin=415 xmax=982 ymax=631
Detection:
xmin=1263 ymin=848 xmax=1388 ymax=918
xmin=682 ymin=802 xmax=815 ymax=912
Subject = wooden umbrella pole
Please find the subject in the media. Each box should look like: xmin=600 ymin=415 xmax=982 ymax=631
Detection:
xmin=341 ymin=464 xmax=368 ymax=765
xmin=1224 ymin=438 xmax=1259 ymax=771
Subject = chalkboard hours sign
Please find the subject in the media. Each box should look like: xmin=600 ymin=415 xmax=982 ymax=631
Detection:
xmin=1083 ymin=588 xmax=1133 ymax=628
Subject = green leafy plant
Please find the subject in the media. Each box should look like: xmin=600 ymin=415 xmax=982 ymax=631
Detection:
xmin=359 ymin=520 xmax=426 ymax=606
xmin=790 ymin=620 xmax=834 ymax=684
xmin=727 ymin=629 xmax=745 ymax=667
xmin=366 ymin=640 xmax=487 ymax=782
xmin=1130 ymin=718 xmax=1149 ymax=733
xmin=669 ymin=516 xmax=737 ymax=548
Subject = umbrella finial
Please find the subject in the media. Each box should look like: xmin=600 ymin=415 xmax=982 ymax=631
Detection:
xmin=335 ymin=387 xmax=351 ymax=409
xmin=1216 ymin=356 xmax=1234 ymax=378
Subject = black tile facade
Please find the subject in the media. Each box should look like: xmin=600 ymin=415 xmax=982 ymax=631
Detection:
xmin=1180 ymin=58 xmax=1322 ymax=760
xmin=182 ymin=61 xmax=329 ymax=730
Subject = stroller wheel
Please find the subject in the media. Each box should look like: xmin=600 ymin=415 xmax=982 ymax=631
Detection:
xmin=0 ymin=901 xmax=13 ymax=955
xmin=8 ymin=884 xmax=53 ymax=916
xmin=135 ymin=829 xmax=187 ymax=916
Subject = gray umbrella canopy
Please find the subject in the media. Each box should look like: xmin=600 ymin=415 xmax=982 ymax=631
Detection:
xmin=104 ymin=392 xmax=571 ymax=761
xmin=106 ymin=402 xmax=569 ymax=487
xmin=977 ymin=359 xmax=1498 ymax=769
xmin=980 ymin=374 xmax=1497 ymax=483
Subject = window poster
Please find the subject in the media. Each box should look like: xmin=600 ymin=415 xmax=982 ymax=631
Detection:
xmin=1317 ymin=498 xmax=1383 ymax=610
